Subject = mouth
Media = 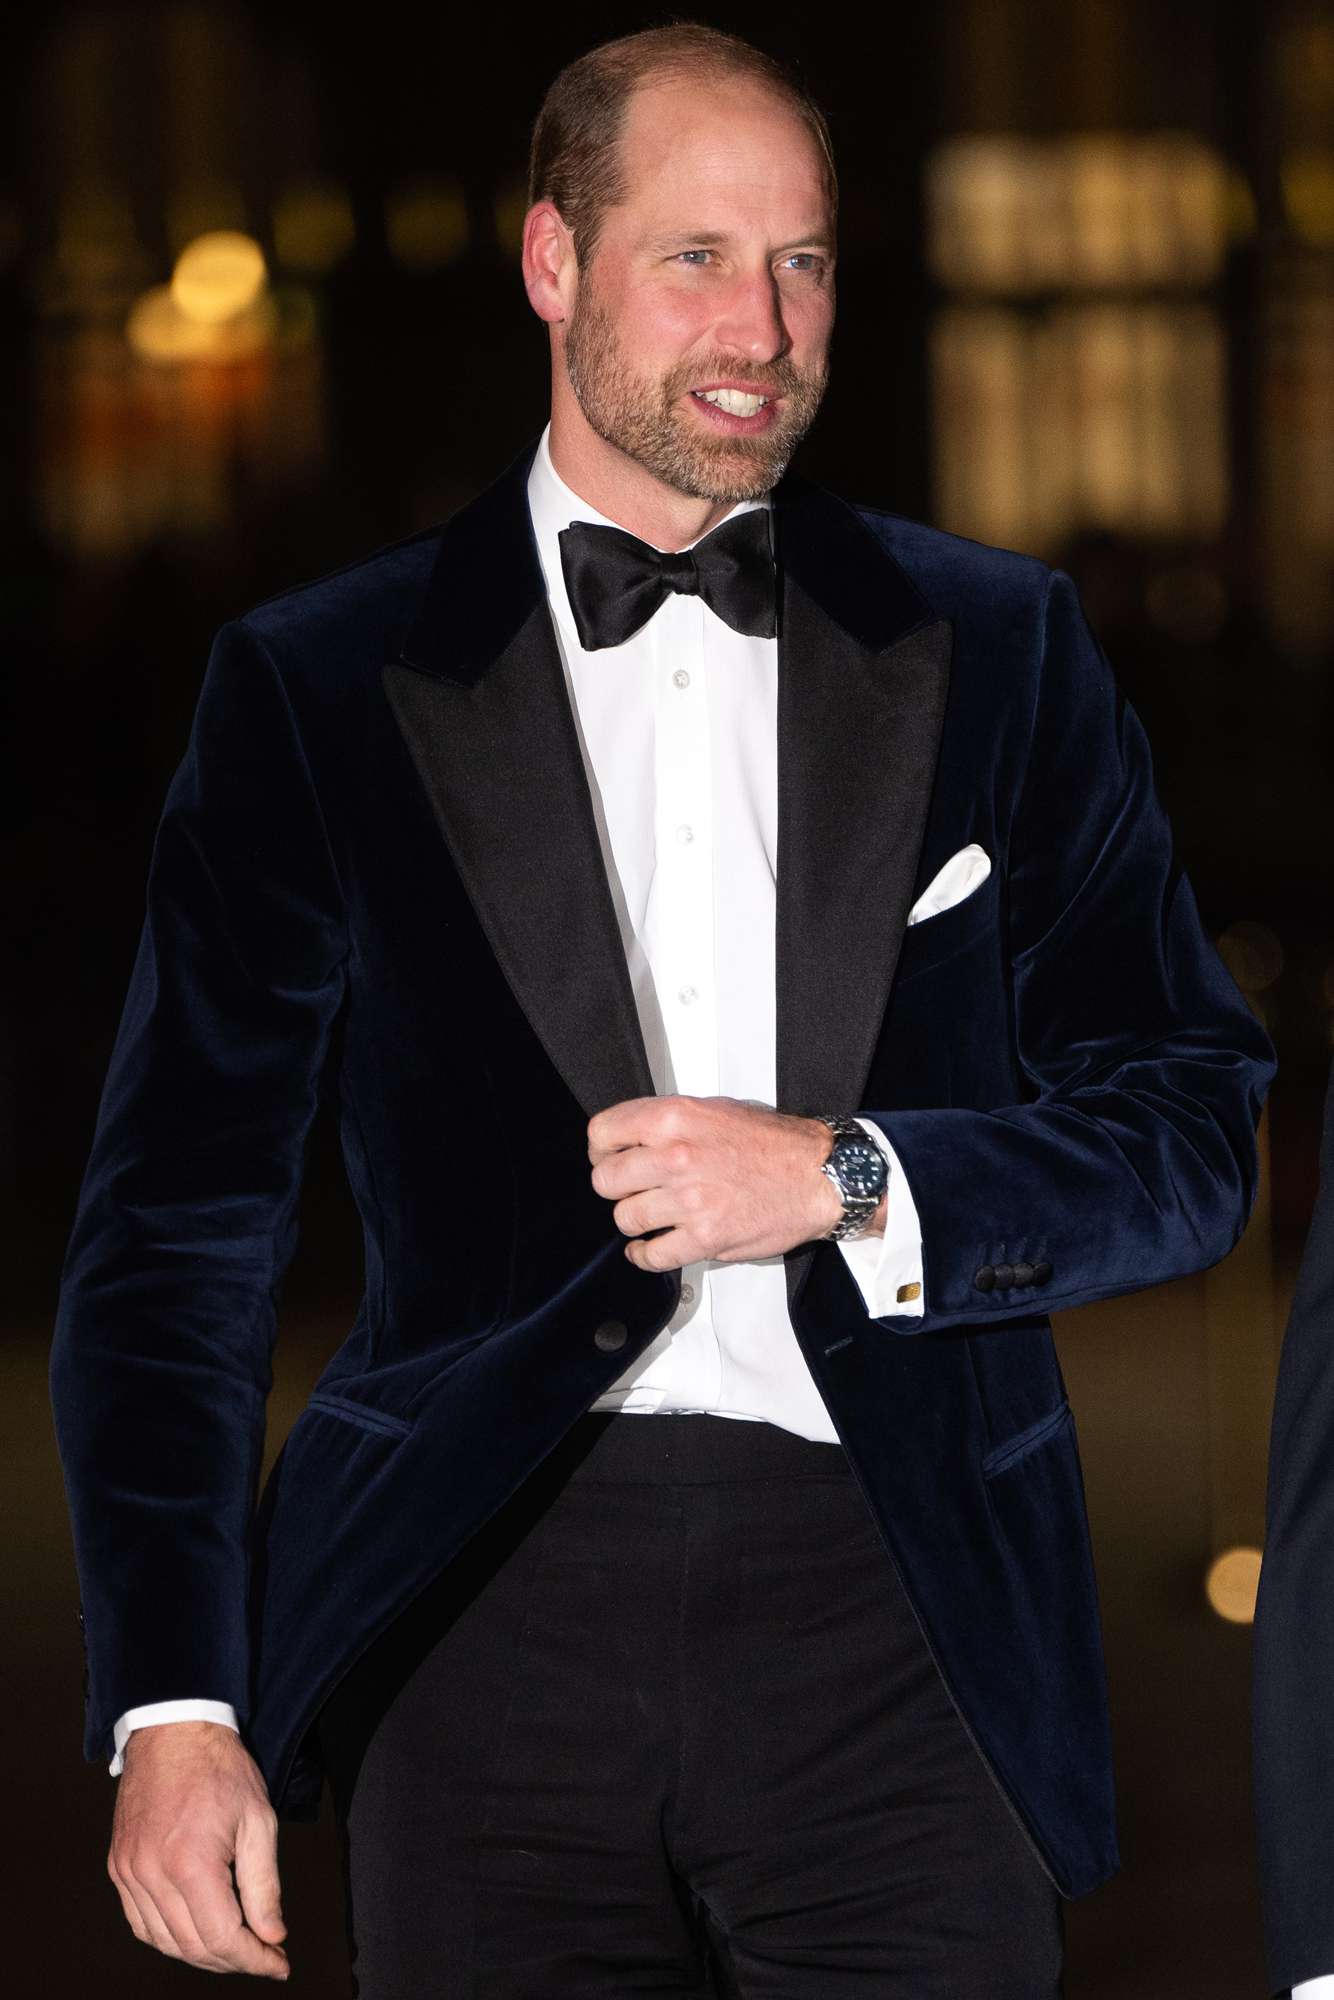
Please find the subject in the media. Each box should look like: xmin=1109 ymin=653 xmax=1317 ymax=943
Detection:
xmin=688 ymin=383 xmax=779 ymax=431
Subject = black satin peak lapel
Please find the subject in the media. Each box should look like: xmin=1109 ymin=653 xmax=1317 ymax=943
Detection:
xmin=387 ymin=446 xmax=655 ymax=1119
xmin=771 ymin=484 xmax=952 ymax=1306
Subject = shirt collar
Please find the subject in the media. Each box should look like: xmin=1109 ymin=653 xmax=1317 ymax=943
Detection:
xmin=526 ymin=422 xmax=770 ymax=644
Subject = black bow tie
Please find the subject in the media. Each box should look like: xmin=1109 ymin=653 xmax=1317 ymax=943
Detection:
xmin=557 ymin=508 xmax=777 ymax=652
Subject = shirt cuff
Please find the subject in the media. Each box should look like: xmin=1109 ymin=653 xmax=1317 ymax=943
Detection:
xmin=109 ymin=1700 xmax=241 ymax=1776
xmin=1293 ymin=1981 xmax=1334 ymax=1996
xmin=835 ymin=1119 xmax=924 ymax=1319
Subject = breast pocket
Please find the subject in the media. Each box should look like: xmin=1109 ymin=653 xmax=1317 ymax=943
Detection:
xmin=893 ymin=871 xmax=1000 ymax=986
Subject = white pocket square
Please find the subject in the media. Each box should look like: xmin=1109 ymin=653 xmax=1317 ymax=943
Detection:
xmin=907 ymin=844 xmax=992 ymax=927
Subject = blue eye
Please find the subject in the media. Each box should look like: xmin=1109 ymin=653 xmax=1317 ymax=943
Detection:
xmin=677 ymin=249 xmax=712 ymax=266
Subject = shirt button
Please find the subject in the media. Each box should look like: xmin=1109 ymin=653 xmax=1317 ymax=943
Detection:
xmin=678 ymin=986 xmax=698 ymax=1006
xmin=672 ymin=668 xmax=691 ymax=688
xmin=676 ymin=824 xmax=694 ymax=845
xmin=680 ymin=1281 xmax=695 ymax=1304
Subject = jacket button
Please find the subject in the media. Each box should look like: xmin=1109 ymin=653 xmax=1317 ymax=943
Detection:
xmin=594 ymin=1319 xmax=628 ymax=1353
xmin=973 ymin=1266 xmax=996 ymax=1292
xmin=1032 ymin=1261 xmax=1053 ymax=1286
xmin=1012 ymin=1261 xmax=1035 ymax=1288
xmin=993 ymin=1263 xmax=1015 ymax=1289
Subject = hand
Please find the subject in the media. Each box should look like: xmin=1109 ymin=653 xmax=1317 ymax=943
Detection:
xmin=588 ymin=1095 xmax=847 ymax=1272
xmin=108 ymin=1720 xmax=289 ymax=1979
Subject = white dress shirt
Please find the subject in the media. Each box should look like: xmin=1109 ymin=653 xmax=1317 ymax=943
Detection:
xmin=109 ymin=425 xmax=926 ymax=1770
xmin=1295 ymin=1982 xmax=1334 ymax=1996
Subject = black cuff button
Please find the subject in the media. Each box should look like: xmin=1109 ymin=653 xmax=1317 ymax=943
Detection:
xmin=993 ymin=1263 xmax=1015 ymax=1289
xmin=1032 ymin=1261 xmax=1053 ymax=1286
xmin=1012 ymin=1262 xmax=1035 ymax=1288
xmin=973 ymin=1266 xmax=996 ymax=1292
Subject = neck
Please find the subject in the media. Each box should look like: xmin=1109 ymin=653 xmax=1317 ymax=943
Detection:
xmin=547 ymin=392 xmax=742 ymax=552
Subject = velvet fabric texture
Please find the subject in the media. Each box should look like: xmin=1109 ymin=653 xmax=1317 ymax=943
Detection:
xmin=51 ymin=440 xmax=1274 ymax=1903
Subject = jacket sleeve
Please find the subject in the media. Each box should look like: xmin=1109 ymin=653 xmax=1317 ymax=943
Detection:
xmin=50 ymin=618 xmax=349 ymax=1762
xmin=865 ymin=569 xmax=1275 ymax=1330
xmin=1254 ymin=1058 xmax=1334 ymax=1996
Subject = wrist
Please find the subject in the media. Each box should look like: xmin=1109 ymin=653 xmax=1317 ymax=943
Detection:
xmin=812 ymin=1113 xmax=889 ymax=1241
xmin=805 ymin=1116 xmax=845 ymax=1236
xmin=122 ymin=1719 xmax=238 ymax=1757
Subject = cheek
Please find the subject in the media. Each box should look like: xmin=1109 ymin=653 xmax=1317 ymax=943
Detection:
xmin=628 ymin=283 xmax=723 ymax=361
xmin=789 ymin=291 xmax=835 ymax=360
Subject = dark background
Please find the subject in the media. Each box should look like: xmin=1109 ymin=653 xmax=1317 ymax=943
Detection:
xmin=5 ymin=2 xmax=1334 ymax=1993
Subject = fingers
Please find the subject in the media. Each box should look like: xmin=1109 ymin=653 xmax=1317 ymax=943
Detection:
xmin=109 ymin=1859 xmax=185 ymax=1961
xmin=235 ymin=1800 xmax=288 ymax=1947
xmin=111 ymin=1844 xmax=289 ymax=1978
xmin=625 ymin=1228 xmax=691 ymax=1272
xmin=591 ymin=1143 xmax=660 ymax=1201
xmin=181 ymin=1852 xmax=289 ymax=1977
xmin=611 ymin=1187 xmax=680 ymax=1238
xmin=588 ymin=1095 xmax=690 ymax=1163
xmin=107 ymin=1721 xmax=291 ymax=1980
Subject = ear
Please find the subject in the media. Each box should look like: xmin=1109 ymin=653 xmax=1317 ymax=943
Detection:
xmin=522 ymin=201 xmax=577 ymax=325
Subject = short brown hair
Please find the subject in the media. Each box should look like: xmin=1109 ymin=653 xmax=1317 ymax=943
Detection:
xmin=528 ymin=23 xmax=837 ymax=266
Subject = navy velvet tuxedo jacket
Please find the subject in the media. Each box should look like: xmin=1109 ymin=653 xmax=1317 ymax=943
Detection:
xmin=52 ymin=442 xmax=1273 ymax=1902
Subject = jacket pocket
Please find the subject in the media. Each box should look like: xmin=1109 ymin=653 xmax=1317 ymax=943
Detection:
xmin=305 ymin=1393 xmax=414 ymax=1441
xmin=981 ymin=1401 xmax=1072 ymax=1479
xmin=893 ymin=874 xmax=999 ymax=986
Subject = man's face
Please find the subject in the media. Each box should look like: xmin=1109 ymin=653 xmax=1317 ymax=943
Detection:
xmin=561 ymin=76 xmax=835 ymax=505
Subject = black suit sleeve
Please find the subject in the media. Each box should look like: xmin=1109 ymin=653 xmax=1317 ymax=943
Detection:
xmin=1255 ymin=1057 xmax=1334 ymax=1996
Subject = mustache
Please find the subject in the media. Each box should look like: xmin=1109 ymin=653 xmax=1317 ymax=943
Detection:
xmin=664 ymin=353 xmax=825 ymax=400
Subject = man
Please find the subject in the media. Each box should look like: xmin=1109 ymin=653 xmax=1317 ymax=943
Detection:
xmin=1256 ymin=1062 xmax=1334 ymax=2000
xmin=53 ymin=22 xmax=1274 ymax=1996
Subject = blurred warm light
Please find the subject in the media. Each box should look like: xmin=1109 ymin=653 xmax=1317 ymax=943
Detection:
xmin=127 ymin=285 xmax=221 ymax=364
xmin=127 ymin=283 xmax=276 ymax=366
xmin=927 ymin=134 xmax=1228 ymax=293
xmin=1282 ymin=150 xmax=1334 ymax=248
xmin=386 ymin=177 xmax=468 ymax=268
xmin=171 ymin=231 xmax=266 ymax=326
xmin=932 ymin=299 xmax=1226 ymax=549
xmin=1205 ymin=1547 xmax=1262 ymax=1625
xmin=274 ymin=182 xmax=355 ymax=274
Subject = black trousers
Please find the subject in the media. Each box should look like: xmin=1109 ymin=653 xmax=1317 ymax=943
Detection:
xmin=319 ymin=1414 xmax=1064 ymax=1998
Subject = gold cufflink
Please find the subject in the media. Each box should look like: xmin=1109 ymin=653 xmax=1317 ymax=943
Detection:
xmin=897 ymin=1282 xmax=922 ymax=1304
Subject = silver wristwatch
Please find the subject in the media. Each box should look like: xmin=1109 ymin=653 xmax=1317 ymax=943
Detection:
xmin=816 ymin=1115 xmax=889 ymax=1241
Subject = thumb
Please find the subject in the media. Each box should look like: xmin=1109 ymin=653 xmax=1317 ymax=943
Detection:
xmin=235 ymin=1803 xmax=287 ymax=1946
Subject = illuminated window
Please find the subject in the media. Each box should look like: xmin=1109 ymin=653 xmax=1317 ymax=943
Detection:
xmin=927 ymin=135 xmax=1234 ymax=551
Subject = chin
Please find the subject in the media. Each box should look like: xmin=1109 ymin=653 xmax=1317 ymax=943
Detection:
xmin=664 ymin=432 xmax=801 ymax=505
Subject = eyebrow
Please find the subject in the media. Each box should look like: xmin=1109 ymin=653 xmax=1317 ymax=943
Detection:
xmin=645 ymin=228 xmax=836 ymax=254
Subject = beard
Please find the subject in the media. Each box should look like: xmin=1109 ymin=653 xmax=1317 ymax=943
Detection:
xmin=562 ymin=285 xmax=828 ymax=504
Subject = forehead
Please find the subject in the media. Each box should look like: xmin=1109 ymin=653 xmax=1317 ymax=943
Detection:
xmin=611 ymin=75 xmax=832 ymax=236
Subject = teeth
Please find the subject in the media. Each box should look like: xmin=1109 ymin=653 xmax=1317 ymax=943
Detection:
xmin=698 ymin=388 xmax=768 ymax=417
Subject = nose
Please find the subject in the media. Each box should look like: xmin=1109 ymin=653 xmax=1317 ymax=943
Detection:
xmin=712 ymin=267 xmax=789 ymax=364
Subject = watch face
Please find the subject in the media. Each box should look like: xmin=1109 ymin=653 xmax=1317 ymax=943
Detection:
xmin=834 ymin=1137 xmax=888 ymax=1200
